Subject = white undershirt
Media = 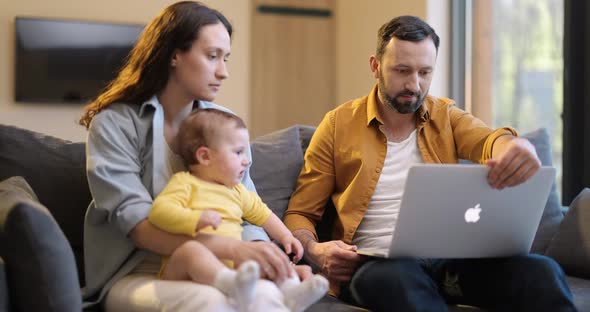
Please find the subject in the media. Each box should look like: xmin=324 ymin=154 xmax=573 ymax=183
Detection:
xmin=164 ymin=139 xmax=186 ymax=177
xmin=158 ymin=101 xmax=193 ymax=183
xmin=351 ymin=129 xmax=423 ymax=253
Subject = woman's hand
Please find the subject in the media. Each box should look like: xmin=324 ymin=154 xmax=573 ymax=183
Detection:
xmin=231 ymin=240 xmax=292 ymax=282
xmin=131 ymin=220 xmax=295 ymax=282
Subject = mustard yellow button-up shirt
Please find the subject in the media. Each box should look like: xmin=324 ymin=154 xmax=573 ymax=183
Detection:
xmin=284 ymin=85 xmax=516 ymax=245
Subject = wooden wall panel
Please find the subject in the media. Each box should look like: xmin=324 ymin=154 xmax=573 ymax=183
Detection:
xmin=250 ymin=0 xmax=335 ymax=136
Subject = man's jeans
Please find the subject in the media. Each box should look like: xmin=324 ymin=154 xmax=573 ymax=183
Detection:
xmin=340 ymin=254 xmax=577 ymax=312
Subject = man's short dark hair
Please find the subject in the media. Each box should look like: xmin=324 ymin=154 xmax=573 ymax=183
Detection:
xmin=376 ymin=15 xmax=440 ymax=59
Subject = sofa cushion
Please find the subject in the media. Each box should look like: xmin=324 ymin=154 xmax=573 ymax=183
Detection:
xmin=0 ymin=176 xmax=82 ymax=312
xmin=0 ymin=258 xmax=10 ymax=312
xmin=565 ymin=275 xmax=590 ymax=312
xmin=521 ymin=128 xmax=564 ymax=254
xmin=546 ymin=188 xmax=590 ymax=279
xmin=307 ymin=295 xmax=369 ymax=312
xmin=298 ymin=125 xmax=316 ymax=155
xmin=251 ymin=126 xmax=304 ymax=219
xmin=0 ymin=124 xmax=89 ymax=284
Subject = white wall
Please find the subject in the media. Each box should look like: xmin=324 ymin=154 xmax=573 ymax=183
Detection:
xmin=426 ymin=0 xmax=450 ymax=98
xmin=335 ymin=0 xmax=450 ymax=105
xmin=0 ymin=0 xmax=250 ymax=142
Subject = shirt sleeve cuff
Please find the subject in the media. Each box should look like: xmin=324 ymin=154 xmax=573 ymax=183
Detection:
xmin=116 ymin=203 xmax=152 ymax=236
xmin=283 ymin=215 xmax=319 ymax=241
xmin=480 ymin=127 xmax=518 ymax=163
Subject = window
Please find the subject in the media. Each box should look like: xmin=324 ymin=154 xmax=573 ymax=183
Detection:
xmin=454 ymin=0 xmax=564 ymax=200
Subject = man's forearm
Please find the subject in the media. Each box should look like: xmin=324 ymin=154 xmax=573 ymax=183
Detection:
xmin=293 ymin=229 xmax=320 ymax=268
xmin=130 ymin=219 xmax=241 ymax=259
xmin=130 ymin=219 xmax=191 ymax=256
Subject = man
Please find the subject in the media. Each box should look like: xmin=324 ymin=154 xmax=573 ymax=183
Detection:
xmin=283 ymin=15 xmax=576 ymax=312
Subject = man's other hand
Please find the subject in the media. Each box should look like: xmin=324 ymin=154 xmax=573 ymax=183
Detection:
xmin=307 ymin=240 xmax=362 ymax=283
xmin=487 ymin=136 xmax=541 ymax=189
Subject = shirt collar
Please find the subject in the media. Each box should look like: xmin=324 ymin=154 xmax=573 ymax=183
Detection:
xmin=366 ymin=84 xmax=431 ymax=126
xmin=138 ymin=95 xmax=159 ymax=117
xmin=138 ymin=95 xmax=201 ymax=117
xmin=366 ymin=84 xmax=382 ymax=126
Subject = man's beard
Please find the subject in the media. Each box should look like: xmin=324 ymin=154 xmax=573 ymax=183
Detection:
xmin=378 ymin=77 xmax=425 ymax=114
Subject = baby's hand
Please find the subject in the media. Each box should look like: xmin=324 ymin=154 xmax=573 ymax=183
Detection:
xmin=279 ymin=234 xmax=304 ymax=264
xmin=196 ymin=210 xmax=222 ymax=231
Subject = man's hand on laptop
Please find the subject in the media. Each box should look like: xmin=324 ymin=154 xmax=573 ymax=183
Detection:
xmin=487 ymin=136 xmax=541 ymax=190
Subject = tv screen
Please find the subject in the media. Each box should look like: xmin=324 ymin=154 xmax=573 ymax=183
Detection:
xmin=14 ymin=17 xmax=144 ymax=103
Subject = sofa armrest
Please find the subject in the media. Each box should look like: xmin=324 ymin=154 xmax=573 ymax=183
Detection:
xmin=0 ymin=176 xmax=82 ymax=312
xmin=546 ymin=188 xmax=590 ymax=278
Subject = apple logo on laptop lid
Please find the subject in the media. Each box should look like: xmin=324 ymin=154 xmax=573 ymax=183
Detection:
xmin=464 ymin=204 xmax=482 ymax=223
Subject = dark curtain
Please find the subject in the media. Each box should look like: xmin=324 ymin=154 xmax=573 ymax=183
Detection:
xmin=563 ymin=0 xmax=590 ymax=205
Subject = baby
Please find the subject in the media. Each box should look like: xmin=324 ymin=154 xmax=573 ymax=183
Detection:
xmin=148 ymin=108 xmax=328 ymax=312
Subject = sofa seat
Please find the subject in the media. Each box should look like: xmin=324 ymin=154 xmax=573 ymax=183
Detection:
xmin=569 ymin=276 xmax=590 ymax=310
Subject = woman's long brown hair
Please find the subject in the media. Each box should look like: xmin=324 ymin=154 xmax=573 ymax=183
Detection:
xmin=79 ymin=1 xmax=232 ymax=129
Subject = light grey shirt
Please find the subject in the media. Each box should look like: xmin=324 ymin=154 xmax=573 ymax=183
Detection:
xmin=82 ymin=98 xmax=269 ymax=305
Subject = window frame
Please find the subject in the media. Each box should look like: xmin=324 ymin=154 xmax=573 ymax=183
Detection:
xmin=563 ymin=0 xmax=590 ymax=205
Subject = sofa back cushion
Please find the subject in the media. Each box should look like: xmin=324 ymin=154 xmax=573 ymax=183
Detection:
xmin=250 ymin=126 xmax=305 ymax=219
xmin=521 ymin=128 xmax=564 ymax=254
xmin=0 ymin=124 xmax=90 ymax=285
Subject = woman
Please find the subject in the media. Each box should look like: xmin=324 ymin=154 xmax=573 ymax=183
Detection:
xmin=79 ymin=2 xmax=309 ymax=311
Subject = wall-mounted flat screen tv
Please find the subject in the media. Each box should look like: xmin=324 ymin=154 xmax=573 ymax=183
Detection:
xmin=15 ymin=17 xmax=144 ymax=103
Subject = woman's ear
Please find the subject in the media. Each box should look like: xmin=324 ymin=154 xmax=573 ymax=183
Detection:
xmin=195 ymin=146 xmax=211 ymax=165
xmin=171 ymin=49 xmax=180 ymax=67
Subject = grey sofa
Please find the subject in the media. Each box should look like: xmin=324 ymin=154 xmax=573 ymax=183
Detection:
xmin=1 ymin=123 xmax=590 ymax=312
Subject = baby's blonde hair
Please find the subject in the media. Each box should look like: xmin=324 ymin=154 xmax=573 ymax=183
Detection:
xmin=177 ymin=109 xmax=247 ymax=165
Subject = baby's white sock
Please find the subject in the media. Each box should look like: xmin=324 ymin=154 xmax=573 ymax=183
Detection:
xmin=213 ymin=267 xmax=237 ymax=295
xmin=279 ymin=274 xmax=329 ymax=312
xmin=213 ymin=261 xmax=260 ymax=312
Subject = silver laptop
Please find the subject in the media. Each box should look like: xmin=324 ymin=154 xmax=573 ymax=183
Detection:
xmin=357 ymin=164 xmax=555 ymax=259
